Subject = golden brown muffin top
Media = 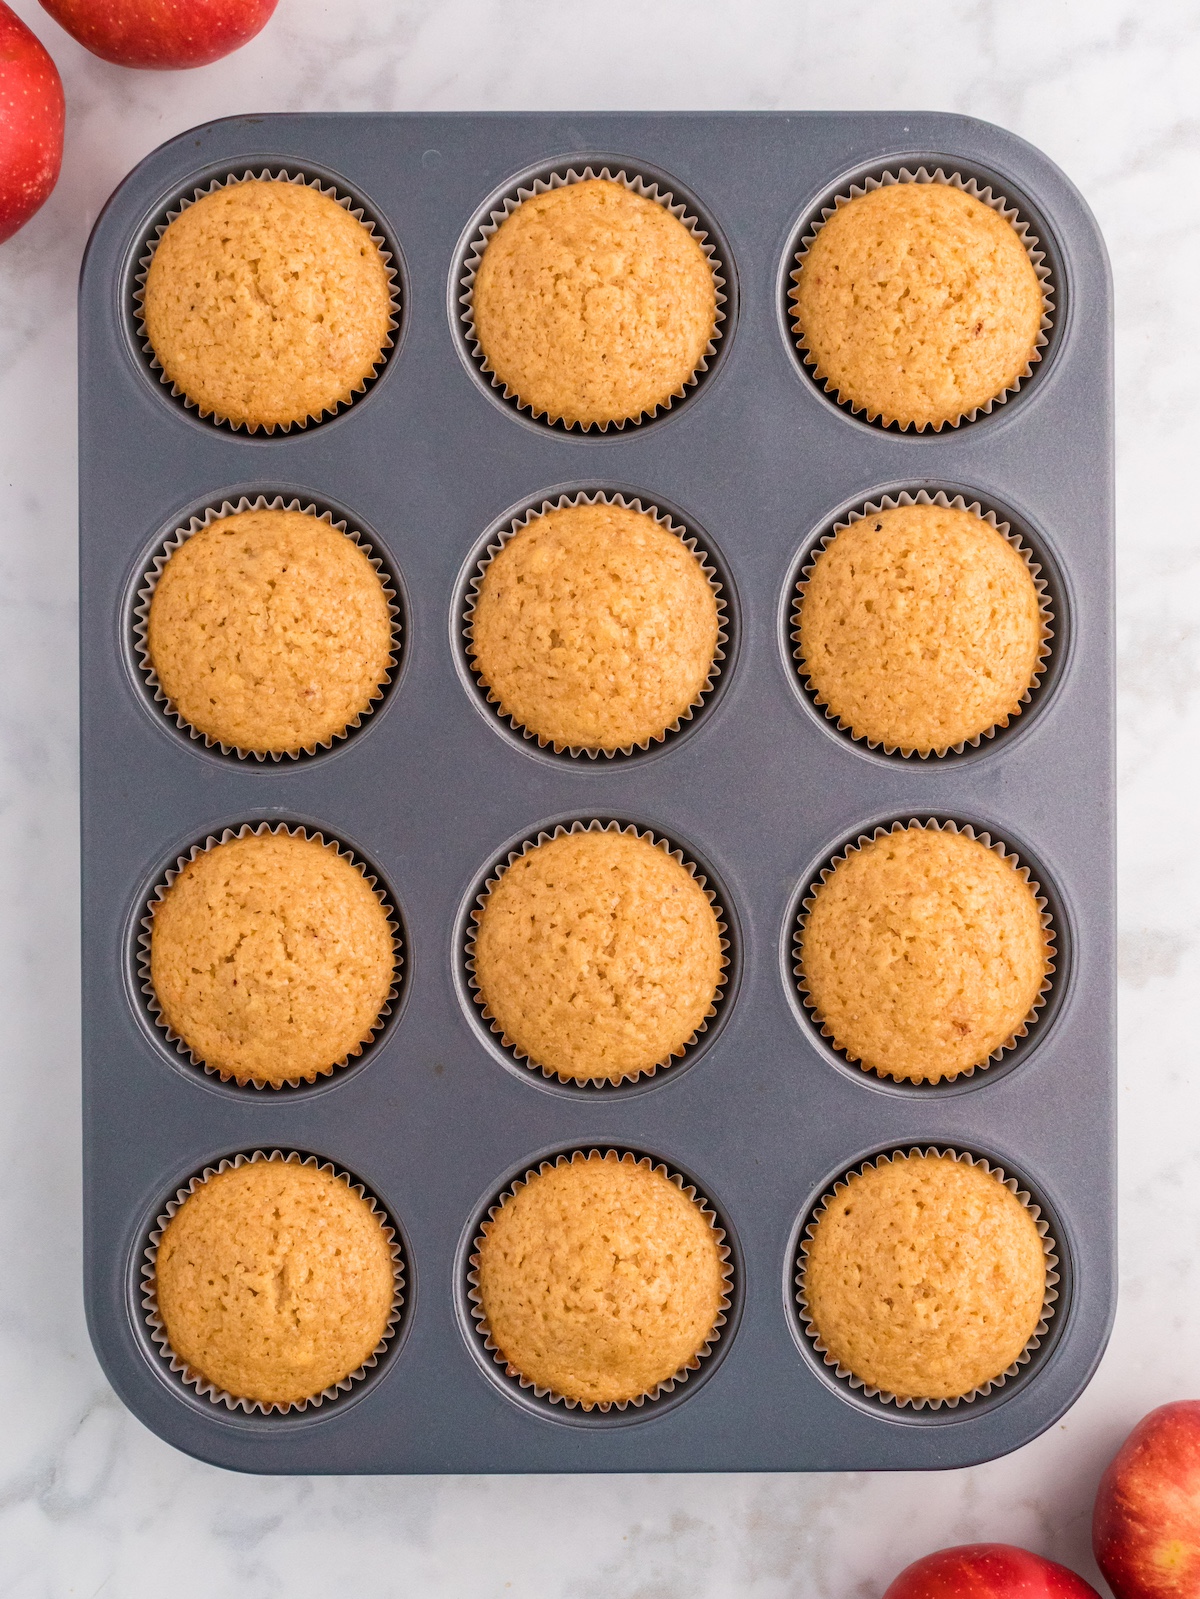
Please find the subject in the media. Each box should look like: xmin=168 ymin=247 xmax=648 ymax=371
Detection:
xmin=142 ymin=179 xmax=393 ymax=429
xmin=476 ymin=1151 xmax=726 ymax=1407
xmin=791 ymin=182 xmax=1044 ymax=430
xmin=471 ymin=829 xmax=724 ymax=1083
xmin=471 ymin=179 xmax=718 ymax=428
xmin=470 ymin=501 xmax=720 ymax=752
xmin=799 ymin=825 xmax=1050 ymax=1082
xmin=155 ymin=1160 xmax=396 ymax=1407
xmin=797 ymin=503 xmax=1044 ymax=755
xmin=802 ymin=1151 xmax=1047 ymax=1401
xmin=147 ymin=508 xmax=395 ymax=757
xmin=149 ymin=830 xmax=396 ymax=1086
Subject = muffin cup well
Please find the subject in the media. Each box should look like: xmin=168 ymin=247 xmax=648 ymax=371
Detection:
xmin=137 ymin=822 xmax=402 ymax=1090
xmin=132 ymin=169 xmax=401 ymax=434
xmin=795 ymin=1146 xmax=1060 ymax=1411
xmin=462 ymin=490 xmax=728 ymax=759
xmin=140 ymin=1149 xmax=405 ymax=1416
xmin=458 ymin=163 xmax=728 ymax=433
xmin=134 ymin=495 xmax=402 ymax=763
xmin=793 ymin=818 xmax=1056 ymax=1085
xmin=792 ymin=489 xmax=1054 ymax=759
xmin=787 ymin=166 xmax=1055 ymax=432
xmin=467 ymin=1148 xmax=734 ymax=1413
xmin=465 ymin=819 xmax=730 ymax=1088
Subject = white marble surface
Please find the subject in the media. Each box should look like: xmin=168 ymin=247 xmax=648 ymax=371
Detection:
xmin=1 ymin=1 xmax=1197 ymax=1592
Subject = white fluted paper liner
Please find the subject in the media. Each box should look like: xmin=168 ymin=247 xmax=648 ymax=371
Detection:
xmin=141 ymin=1149 xmax=405 ymax=1416
xmin=463 ymin=490 xmax=728 ymax=758
xmin=466 ymin=819 xmax=730 ymax=1086
xmin=134 ymin=495 xmax=401 ymax=762
xmin=138 ymin=821 xmax=402 ymax=1089
xmin=133 ymin=169 xmax=400 ymax=433
xmin=796 ymin=1146 xmax=1060 ymax=1410
xmin=792 ymin=489 xmax=1054 ymax=758
xmin=468 ymin=1148 xmax=734 ymax=1412
xmin=459 ymin=164 xmax=727 ymax=431
xmin=788 ymin=166 xmax=1055 ymax=431
xmin=794 ymin=817 xmax=1055 ymax=1083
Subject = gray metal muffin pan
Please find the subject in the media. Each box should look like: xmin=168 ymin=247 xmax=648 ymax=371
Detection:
xmin=79 ymin=111 xmax=1114 ymax=1474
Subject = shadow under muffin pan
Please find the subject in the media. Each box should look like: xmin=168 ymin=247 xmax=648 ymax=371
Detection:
xmin=452 ymin=484 xmax=739 ymax=767
xmin=123 ymin=488 xmax=408 ymax=767
xmin=782 ymin=1141 xmax=1074 ymax=1426
xmin=123 ymin=156 xmax=408 ymax=436
xmin=453 ymin=1142 xmax=745 ymax=1428
xmin=780 ymin=813 xmax=1076 ymax=1101
xmin=453 ymin=815 xmax=741 ymax=1099
xmin=777 ymin=154 xmax=1067 ymax=436
xmin=123 ymin=815 xmax=410 ymax=1101
xmin=81 ymin=112 xmax=1113 ymax=1475
xmin=779 ymin=482 xmax=1073 ymax=768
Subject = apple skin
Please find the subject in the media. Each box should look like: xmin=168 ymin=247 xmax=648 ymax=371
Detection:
xmin=0 ymin=1 xmax=64 ymax=244
xmin=1093 ymin=1401 xmax=1200 ymax=1599
xmin=883 ymin=1544 xmax=1101 ymax=1599
xmin=37 ymin=0 xmax=278 ymax=69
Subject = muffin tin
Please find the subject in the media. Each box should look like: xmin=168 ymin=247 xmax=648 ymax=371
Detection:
xmin=80 ymin=111 xmax=1114 ymax=1473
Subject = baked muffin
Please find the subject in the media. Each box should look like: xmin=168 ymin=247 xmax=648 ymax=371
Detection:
xmin=141 ymin=178 xmax=393 ymax=430
xmin=470 ymin=500 xmax=720 ymax=752
xmin=470 ymin=178 xmax=718 ymax=428
xmin=798 ymin=824 xmax=1050 ymax=1082
xmin=154 ymin=1158 xmax=396 ymax=1407
xmin=801 ymin=1151 xmax=1047 ymax=1402
xmin=475 ymin=1151 xmax=726 ymax=1407
xmin=149 ymin=829 xmax=396 ymax=1086
xmin=471 ymin=828 xmax=724 ymax=1083
xmin=146 ymin=507 xmax=395 ymax=757
xmin=790 ymin=181 xmax=1044 ymax=429
xmin=796 ymin=502 xmax=1045 ymax=755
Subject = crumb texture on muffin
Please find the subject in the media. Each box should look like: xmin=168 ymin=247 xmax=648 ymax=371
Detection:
xmin=472 ymin=829 xmax=724 ymax=1082
xmin=791 ymin=182 xmax=1044 ymax=429
xmin=470 ymin=500 xmax=720 ymax=752
xmin=149 ymin=830 xmax=396 ymax=1086
xmin=476 ymin=1151 xmax=725 ymax=1406
xmin=142 ymin=179 xmax=393 ymax=429
xmin=797 ymin=503 xmax=1044 ymax=754
xmin=155 ymin=1160 xmax=396 ymax=1406
xmin=147 ymin=507 xmax=395 ymax=756
xmin=802 ymin=1151 xmax=1047 ymax=1400
xmin=799 ymin=825 xmax=1049 ymax=1082
xmin=471 ymin=178 xmax=718 ymax=428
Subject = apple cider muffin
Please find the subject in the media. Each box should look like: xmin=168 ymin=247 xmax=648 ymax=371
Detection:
xmin=146 ymin=507 xmax=395 ymax=757
xmin=154 ymin=1159 xmax=396 ymax=1407
xmin=474 ymin=1151 xmax=727 ymax=1407
xmin=141 ymin=178 xmax=393 ymax=429
xmin=469 ymin=500 xmax=720 ymax=753
xmin=149 ymin=829 xmax=396 ymax=1086
xmin=796 ymin=502 xmax=1045 ymax=755
xmin=800 ymin=1151 xmax=1048 ymax=1402
xmin=470 ymin=178 xmax=718 ymax=428
xmin=471 ymin=828 xmax=724 ymax=1083
xmin=798 ymin=824 xmax=1050 ymax=1082
xmin=790 ymin=180 xmax=1044 ymax=430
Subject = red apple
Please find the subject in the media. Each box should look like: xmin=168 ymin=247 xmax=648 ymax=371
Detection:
xmin=883 ymin=1544 xmax=1101 ymax=1599
xmin=1093 ymin=1401 xmax=1200 ymax=1599
xmin=0 ymin=1 xmax=64 ymax=243
xmin=38 ymin=0 xmax=277 ymax=69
